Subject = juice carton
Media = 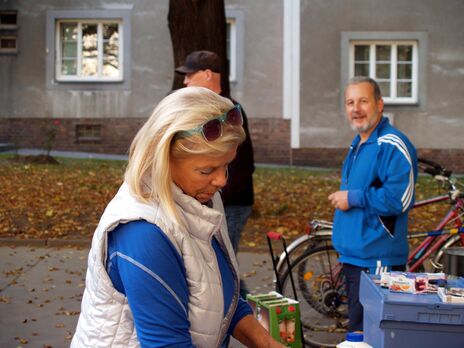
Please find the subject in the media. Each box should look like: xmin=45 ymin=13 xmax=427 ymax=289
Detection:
xmin=247 ymin=293 xmax=302 ymax=347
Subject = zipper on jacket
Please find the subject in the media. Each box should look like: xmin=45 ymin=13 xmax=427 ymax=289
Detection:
xmin=378 ymin=216 xmax=395 ymax=238
xmin=210 ymin=233 xmax=238 ymax=347
xmin=345 ymin=142 xmax=362 ymax=184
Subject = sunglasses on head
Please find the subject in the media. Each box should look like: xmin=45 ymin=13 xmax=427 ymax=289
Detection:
xmin=175 ymin=104 xmax=243 ymax=142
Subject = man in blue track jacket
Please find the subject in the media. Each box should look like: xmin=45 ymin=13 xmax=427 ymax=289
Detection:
xmin=328 ymin=76 xmax=418 ymax=332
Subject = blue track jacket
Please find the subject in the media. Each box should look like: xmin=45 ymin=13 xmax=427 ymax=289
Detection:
xmin=332 ymin=117 xmax=418 ymax=267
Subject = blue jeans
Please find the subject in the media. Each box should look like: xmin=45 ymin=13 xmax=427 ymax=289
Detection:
xmin=224 ymin=205 xmax=253 ymax=253
xmin=343 ymin=263 xmax=406 ymax=332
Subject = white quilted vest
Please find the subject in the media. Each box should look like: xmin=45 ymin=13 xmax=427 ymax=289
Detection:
xmin=71 ymin=182 xmax=240 ymax=347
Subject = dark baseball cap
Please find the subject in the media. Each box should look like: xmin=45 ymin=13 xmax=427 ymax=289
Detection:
xmin=175 ymin=50 xmax=222 ymax=74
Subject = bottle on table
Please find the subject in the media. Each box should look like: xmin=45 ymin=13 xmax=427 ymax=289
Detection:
xmin=336 ymin=332 xmax=373 ymax=348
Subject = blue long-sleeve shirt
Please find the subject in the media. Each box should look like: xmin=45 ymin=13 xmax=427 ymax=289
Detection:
xmin=106 ymin=220 xmax=252 ymax=347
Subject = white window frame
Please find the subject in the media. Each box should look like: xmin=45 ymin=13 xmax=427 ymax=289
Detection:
xmin=225 ymin=8 xmax=244 ymax=88
xmin=349 ymin=40 xmax=419 ymax=104
xmin=55 ymin=19 xmax=123 ymax=82
xmin=226 ymin=18 xmax=237 ymax=82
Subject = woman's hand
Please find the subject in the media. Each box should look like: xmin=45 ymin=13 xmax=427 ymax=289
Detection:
xmin=233 ymin=314 xmax=287 ymax=348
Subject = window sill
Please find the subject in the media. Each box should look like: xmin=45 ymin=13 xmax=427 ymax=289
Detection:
xmin=0 ymin=50 xmax=17 ymax=55
xmin=56 ymin=78 xmax=124 ymax=83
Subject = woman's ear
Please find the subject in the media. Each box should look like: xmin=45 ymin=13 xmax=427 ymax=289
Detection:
xmin=204 ymin=69 xmax=213 ymax=81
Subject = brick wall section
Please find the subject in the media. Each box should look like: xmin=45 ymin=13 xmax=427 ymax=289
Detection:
xmin=416 ymin=149 xmax=464 ymax=175
xmin=293 ymin=148 xmax=464 ymax=174
xmin=0 ymin=118 xmax=145 ymax=155
xmin=292 ymin=148 xmax=347 ymax=168
xmin=248 ymin=118 xmax=291 ymax=165
xmin=1 ymin=118 xmax=463 ymax=173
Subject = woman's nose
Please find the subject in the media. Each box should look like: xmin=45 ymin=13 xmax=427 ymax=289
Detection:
xmin=212 ymin=167 xmax=228 ymax=188
xmin=183 ymin=75 xmax=189 ymax=86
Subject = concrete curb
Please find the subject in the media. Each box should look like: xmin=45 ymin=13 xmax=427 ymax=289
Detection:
xmin=0 ymin=238 xmax=91 ymax=248
xmin=0 ymin=237 xmax=269 ymax=253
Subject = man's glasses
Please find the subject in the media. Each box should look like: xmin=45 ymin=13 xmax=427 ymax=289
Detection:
xmin=175 ymin=104 xmax=243 ymax=142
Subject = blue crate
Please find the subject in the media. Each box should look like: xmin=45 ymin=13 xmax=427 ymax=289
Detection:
xmin=360 ymin=272 xmax=464 ymax=348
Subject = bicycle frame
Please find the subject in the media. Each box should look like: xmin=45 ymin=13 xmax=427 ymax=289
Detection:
xmin=269 ymin=158 xmax=463 ymax=348
xmin=275 ymin=195 xmax=463 ymax=276
xmin=407 ymin=198 xmax=464 ymax=271
xmin=274 ymin=224 xmax=332 ymax=275
xmin=273 ymin=158 xmax=463 ymax=277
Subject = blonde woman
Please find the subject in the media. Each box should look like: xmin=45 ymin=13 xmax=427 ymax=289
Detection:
xmin=71 ymin=87 xmax=284 ymax=348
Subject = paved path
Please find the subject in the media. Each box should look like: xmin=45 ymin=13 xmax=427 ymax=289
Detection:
xmin=0 ymin=245 xmax=275 ymax=348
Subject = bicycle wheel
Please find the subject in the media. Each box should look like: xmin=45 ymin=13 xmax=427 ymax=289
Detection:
xmin=275 ymin=235 xmax=330 ymax=279
xmin=278 ymin=245 xmax=348 ymax=348
xmin=431 ymin=234 xmax=464 ymax=271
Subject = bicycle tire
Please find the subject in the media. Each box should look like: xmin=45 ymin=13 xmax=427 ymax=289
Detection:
xmin=278 ymin=244 xmax=348 ymax=348
xmin=275 ymin=236 xmax=327 ymax=278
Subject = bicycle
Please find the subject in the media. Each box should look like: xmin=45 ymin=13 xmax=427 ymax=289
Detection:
xmin=274 ymin=158 xmax=463 ymax=275
xmin=269 ymin=158 xmax=464 ymax=347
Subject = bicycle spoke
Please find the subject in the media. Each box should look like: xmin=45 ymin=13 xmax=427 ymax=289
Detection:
xmin=279 ymin=246 xmax=348 ymax=347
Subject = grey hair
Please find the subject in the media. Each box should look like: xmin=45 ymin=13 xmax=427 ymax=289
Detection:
xmin=346 ymin=76 xmax=382 ymax=101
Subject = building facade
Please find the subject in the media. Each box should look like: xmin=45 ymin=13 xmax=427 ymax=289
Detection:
xmin=1 ymin=0 xmax=463 ymax=171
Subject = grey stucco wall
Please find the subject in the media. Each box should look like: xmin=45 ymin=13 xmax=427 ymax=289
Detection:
xmin=226 ymin=0 xmax=283 ymax=120
xmin=300 ymin=0 xmax=464 ymax=149
xmin=1 ymin=0 xmax=283 ymax=121
xmin=0 ymin=0 xmax=172 ymax=120
xmin=2 ymin=0 xmax=462 ymax=153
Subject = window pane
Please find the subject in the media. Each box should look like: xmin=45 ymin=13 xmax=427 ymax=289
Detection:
xmin=354 ymin=45 xmax=369 ymax=61
xmin=103 ymin=58 xmax=119 ymax=77
xmin=397 ymin=82 xmax=412 ymax=97
xmin=0 ymin=38 xmax=16 ymax=48
xmin=103 ymin=24 xmax=118 ymax=41
xmin=376 ymin=63 xmax=390 ymax=79
xmin=376 ymin=45 xmax=391 ymax=61
xmin=60 ymin=23 xmax=77 ymax=75
xmin=226 ymin=22 xmax=231 ymax=60
xmin=398 ymin=45 xmax=413 ymax=61
xmin=82 ymin=24 xmax=98 ymax=77
xmin=62 ymin=23 xmax=77 ymax=41
xmin=0 ymin=12 xmax=17 ymax=25
xmin=354 ymin=63 xmax=369 ymax=76
xmin=397 ymin=63 xmax=412 ymax=79
xmin=103 ymin=23 xmax=119 ymax=77
xmin=62 ymin=42 xmax=77 ymax=58
xmin=378 ymin=81 xmax=390 ymax=98
xmin=61 ymin=59 xmax=77 ymax=75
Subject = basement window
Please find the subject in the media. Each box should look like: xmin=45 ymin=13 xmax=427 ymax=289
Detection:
xmin=0 ymin=11 xmax=17 ymax=28
xmin=76 ymin=124 xmax=101 ymax=143
xmin=0 ymin=11 xmax=18 ymax=54
xmin=0 ymin=36 xmax=16 ymax=52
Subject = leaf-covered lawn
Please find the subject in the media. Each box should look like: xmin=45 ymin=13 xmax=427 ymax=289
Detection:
xmin=0 ymin=155 xmax=452 ymax=249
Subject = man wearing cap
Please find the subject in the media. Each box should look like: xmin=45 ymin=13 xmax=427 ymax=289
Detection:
xmin=176 ymin=50 xmax=255 ymax=293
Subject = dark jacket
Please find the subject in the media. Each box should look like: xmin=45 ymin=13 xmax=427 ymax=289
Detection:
xmin=221 ymin=96 xmax=255 ymax=206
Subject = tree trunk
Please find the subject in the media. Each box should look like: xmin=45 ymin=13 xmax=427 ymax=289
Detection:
xmin=168 ymin=0 xmax=230 ymax=97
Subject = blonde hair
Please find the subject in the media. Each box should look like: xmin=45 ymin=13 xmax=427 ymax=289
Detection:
xmin=125 ymin=86 xmax=246 ymax=225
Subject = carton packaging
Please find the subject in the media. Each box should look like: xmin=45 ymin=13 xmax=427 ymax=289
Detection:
xmin=247 ymin=292 xmax=302 ymax=347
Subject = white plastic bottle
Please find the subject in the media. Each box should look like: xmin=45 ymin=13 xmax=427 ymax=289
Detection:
xmin=336 ymin=332 xmax=373 ymax=348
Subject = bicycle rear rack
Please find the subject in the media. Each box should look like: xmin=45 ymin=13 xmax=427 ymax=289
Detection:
xmin=267 ymin=231 xmax=306 ymax=348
